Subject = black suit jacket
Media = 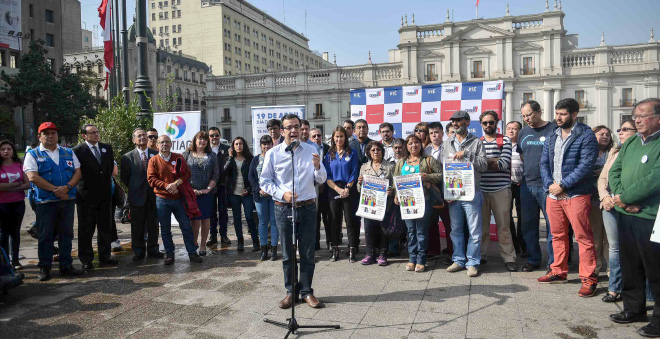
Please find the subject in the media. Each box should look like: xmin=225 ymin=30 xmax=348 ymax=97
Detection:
xmin=349 ymin=138 xmax=373 ymax=165
xmin=215 ymin=143 xmax=230 ymax=185
xmin=73 ymin=142 xmax=114 ymax=203
xmin=120 ymin=148 xmax=158 ymax=207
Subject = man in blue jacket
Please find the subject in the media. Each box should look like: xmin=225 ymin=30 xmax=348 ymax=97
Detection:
xmin=538 ymin=98 xmax=598 ymax=298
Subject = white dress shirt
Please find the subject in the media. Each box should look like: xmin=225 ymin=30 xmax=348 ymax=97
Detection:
xmin=259 ymin=142 xmax=327 ymax=203
xmin=424 ymin=143 xmax=443 ymax=162
xmin=23 ymin=144 xmax=81 ymax=173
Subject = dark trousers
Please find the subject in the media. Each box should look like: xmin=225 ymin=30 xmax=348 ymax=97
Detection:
xmin=129 ymin=198 xmax=160 ymax=257
xmin=617 ymin=213 xmax=660 ymax=325
xmin=0 ymin=201 xmax=25 ymax=263
xmin=364 ymin=218 xmax=387 ymax=255
xmin=510 ymin=183 xmax=526 ymax=253
xmin=77 ymin=198 xmax=113 ymax=264
xmin=328 ymin=184 xmax=358 ymax=247
xmin=275 ymin=203 xmax=317 ymax=298
xmin=427 ymin=205 xmax=453 ymax=255
xmin=36 ymin=200 xmax=75 ymax=268
xmin=210 ymin=185 xmax=229 ymax=239
xmin=317 ymin=191 xmax=332 ymax=247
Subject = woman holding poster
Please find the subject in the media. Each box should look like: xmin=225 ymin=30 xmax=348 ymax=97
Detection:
xmin=357 ymin=141 xmax=394 ymax=266
xmin=393 ymin=135 xmax=442 ymax=272
xmin=323 ymin=126 xmax=359 ymax=263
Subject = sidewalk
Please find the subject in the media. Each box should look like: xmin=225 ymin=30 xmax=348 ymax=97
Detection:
xmin=0 ymin=201 xmax=644 ymax=338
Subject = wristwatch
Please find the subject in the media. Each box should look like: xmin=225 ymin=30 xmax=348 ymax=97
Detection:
xmin=66 ymin=183 xmax=72 ymax=190
xmin=207 ymin=186 xmax=212 ymax=190
xmin=559 ymin=183 xmax=566 ymax=190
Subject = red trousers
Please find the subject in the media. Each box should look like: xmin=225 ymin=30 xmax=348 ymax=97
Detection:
xmin=546 ymin=195 xmax=597 ymax=283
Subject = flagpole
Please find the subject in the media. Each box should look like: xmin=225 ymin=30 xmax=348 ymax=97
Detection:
xmin=108 ymin=1 xmax=116 ymax=103
xmin=476 ymin=4 xmax=479 ymax=19
xmin=121 ymin=0 xmax=130 ymax=106
xmin=114 ymin=0 xmax=122 ymax=98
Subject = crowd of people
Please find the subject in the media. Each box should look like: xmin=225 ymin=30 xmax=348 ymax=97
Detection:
xmin=1 ymin=98 xmax=659 ymax=337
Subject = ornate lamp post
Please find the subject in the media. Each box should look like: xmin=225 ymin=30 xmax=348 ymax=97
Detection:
xmin=133 ymin=0 xmax=152 ymax=119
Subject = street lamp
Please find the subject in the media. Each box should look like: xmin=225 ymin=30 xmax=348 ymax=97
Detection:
xmin=133 ymin=0 xmax=152 ymax=120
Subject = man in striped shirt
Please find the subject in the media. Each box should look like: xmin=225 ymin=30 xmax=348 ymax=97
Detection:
xmin=479 ymin=111 xmax=518 ymax=272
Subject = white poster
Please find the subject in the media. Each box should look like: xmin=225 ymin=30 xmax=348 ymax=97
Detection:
xmin=357 ymin=175 xmax=389 ymax=221
xmin=394 ymin=174 xmax=425 ymax=220
xmin=443 ymin=161 xmax=476 ymax=201
xmin=652 ymin=212 xmax=660 ymax=244
xmin=153 ymin=111 xmax=201 ymax=154
xmin=251 ymin=105 xmax=305 ymax=154
xmin=0 ymin=0 xmax=20 ymax=50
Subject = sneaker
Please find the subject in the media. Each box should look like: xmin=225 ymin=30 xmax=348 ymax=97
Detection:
xmin=361 ymin=254 xmax=376 ymax=265
xmin=446 ymin=262 xmax=464 ymax=273
xmin=377 ymin=255 xmax=388 ymax=266
xmin=111 ymin=240 xmax=122 ymax=252
xmin=578 ymin=279 xmax=597 ymax=297
xmin=405 ymin=263 xmax=415 ymax=271
xmin=537 ymin=272 xmax=568 ymax=284
xmin=467 ymin=266 xmax=478 ymax=277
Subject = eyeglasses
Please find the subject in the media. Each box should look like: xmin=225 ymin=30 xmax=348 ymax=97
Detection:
xmin=617 ymin=127 xmax=637 ymax=132
xmin=311 ymin=134 xmax=322 ymax=138
xmin=370 ymin=148 xmax=382 ymax=152
xmin=414 ymin=129 xmax=426 ymax=133
xmin=148 ymin=135 xmax=158 ymax=139
xmin=481 ymin=121 xmax=496 ymax=126
xmin=209 ymin=134 xmax=220 ymax=138
xmin=282 ymin=125 xmax=300 ymax=131
xmin=633 ymin=113 xmax=658 ymax=120
xmin=158 ymin=141 xmax=171 ymax=144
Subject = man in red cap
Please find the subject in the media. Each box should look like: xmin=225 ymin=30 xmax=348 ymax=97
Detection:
xmin=24 ymin=122 xmax=85 ymax=281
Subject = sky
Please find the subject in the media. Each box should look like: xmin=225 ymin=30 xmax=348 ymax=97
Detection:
xmin=80 ymin=0 xmax=659 ymax=66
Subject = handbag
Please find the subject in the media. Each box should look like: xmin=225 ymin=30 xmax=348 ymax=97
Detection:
xmin=424 ymin=157 xmax=445 ymax=208
xmin=381 ymin=199 xmax=406 ymax=236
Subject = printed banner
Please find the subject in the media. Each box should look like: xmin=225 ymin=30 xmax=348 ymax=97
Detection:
xmin=443 ymin=161 xmax=476 ymax=201
xmin=357 ymin=175 xmax=390 ymax=221
xmin=251 ymin=105 xmax=305 ymax=154
xmin=394 ymin=174 xmax=425 ymax=220
xmin=350 ymin=81 xmax=505 ymax=141
xmin=0 ymin=0 xmax=21 ymax=50
xmin=153 ymin=111 xmax=202 ymax=154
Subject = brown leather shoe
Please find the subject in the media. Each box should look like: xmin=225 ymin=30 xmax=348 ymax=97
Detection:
xmin=278 ymin=295 xmax=294 ymax=309
xmin=303 ymin=294 xmax=322 ymax=308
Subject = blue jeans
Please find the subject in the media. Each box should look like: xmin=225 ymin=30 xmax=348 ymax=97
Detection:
xmin=602 ymin=209 xmax=622 ymax=293
xmin=448 ymin=191 xmax=483 ymax=268
xmin=156 ymin=197 xmax=198 ymax=255
xmin=275 ymin=203 xmax=317 ymax=299
xmin=255 ymin=196 xmax=278 ymax=246
xmin=521 ymin=183 xmax=554 ymax=267
xmin=404 ymin=199 xmax=432 ymax=265
xmin=36 ymin=200 xmax=75 ymax=269
xmin=227 ymin=194 xmax=258 ymax=242
xmin=210 ymin=185 xmax=229 ymax=239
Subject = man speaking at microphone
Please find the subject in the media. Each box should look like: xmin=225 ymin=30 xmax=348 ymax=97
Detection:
xmin=260 ymin=114 xmax=327 ymax=309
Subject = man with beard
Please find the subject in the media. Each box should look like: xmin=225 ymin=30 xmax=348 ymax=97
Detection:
xmin=478 ymin=111 xmax=517 ymax=272
xmin=518 ymin=100 xmax=556 ymax=272
xmin=538 ymin=98 xmax=598 ymax=298
xmin=349 ymin=119 xmax=373 ymax=165
xmin=441 ymin=111 xmax=488 ymax=277
xmin=379 ymin=123 xmax=395 ymax=162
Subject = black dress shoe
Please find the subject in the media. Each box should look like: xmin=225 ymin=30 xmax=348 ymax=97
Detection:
xmin=189 ymin=253 xmax=203 ymax=263
xmin=147 ymin=251 xmax=165 ymax=259
xmin=271 ymin=245 xmax=278 ymax=261
xmin=237 ymin=238 xmax=244 ymax=252
xmin=39 ymin=267 xmax=51 ymax=281
xmin=252 ymin=240 xmax=261 ymax=252
xmin=13 ymin=261 xmax=23 ymax=271
xmin=522 ymin=263 xmax=540 ymax=272
xmin=639 ymin=323 xmax=660 ymax=338
xmin=164 ymin=254 xmax=175 ymax=265
xmin=82 ymin=262 xmax=94 ymax=270
xmin=330 ymin=247 xmax=339 ymax=262
xmin=206 ymin=238 xmax=218 ymax=247
xmin=132 ymin=255 xmax=145 ymax=261
xmin=220 ymin=236 xmax=232 ymax=245
xmin=609 ymin=311 xmax=649 ymax=324
xmin=99 ymin=256 xmax=119 ymax=266
xmin=349 ymin=247 xmax=357 ymax=263
xmin=602 ymin=293 xmax=622 ymax=303
xmin=60 ymin=266 xmax=84 ymax=276
xmin=260 ymin=246 xmax=269 ymax=261
xmin=505 ymin=262 xmax=518 ymax=272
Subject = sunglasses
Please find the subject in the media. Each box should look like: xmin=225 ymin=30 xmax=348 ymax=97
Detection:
xmin=481 ymin=121 xmax=496 ymax=126
xmin=617 ymin=127 xmax=637 ymax=132
xmin=148 ymin=135 xmax=158 ymax=139
xmin=414 ymin=129 xmax=426 ymax=133
xmin=209 ymin=134 xmax=220 ymax=138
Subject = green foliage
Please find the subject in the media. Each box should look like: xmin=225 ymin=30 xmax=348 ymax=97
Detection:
xmin=0 ymin=105 xmax=16 ymax=141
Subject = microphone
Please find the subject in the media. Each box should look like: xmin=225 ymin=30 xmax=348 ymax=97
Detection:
xmin=285 ymin=140 xmax=299 ymax=153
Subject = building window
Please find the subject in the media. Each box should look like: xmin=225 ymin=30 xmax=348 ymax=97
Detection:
xmin=425 ymin=63 xmax=437 ymax=81
xmin=223 ymin=29 xmax=230 ymax=38
xmin=152 ymin=13 xmax=156 ymax=21
xmin=29 ymin=4 xmax=34 ymax=17
xmin=316 ymin=125 xmax=325 ymax=138
xmin=224 ymin=57 xmax=231 ymax=65
xmin=224 ymin=43 xmax=231 ymax=51
xmin=178 ymin=37 xmax=181 ymax=45
xmin=522 ymin=57 xmax=534 ymax=75
xmin=45 ymin=34 xmax=55 ymax=47
xmin=152 ymin=3 xmax=155 ymax=8
xmin=620 ymin=114 xmax=633 ymax=125
xmin=47 ymin=58 xmax=55 ymax=69
xmin=315 ymin=103 xmax=323 ymax=118
xmin=575 ymin=90 xmax=586 ymax=108
xmin=222 ymin=128 xmax=231 ymax=141
xmin=622 ymin=88 xmax=633 ymax=107
xmin=98 ymin=64 xmax=103 ymax=73
xmin=177 ymin=10 xmax=181 ymax=17
xmin=45 ymin=9 xmax=54 ymax=23
xmin=522 ymin=92 xmax=534 ymax=103
xmin=472 ymin=60 xmax=484 ymax=78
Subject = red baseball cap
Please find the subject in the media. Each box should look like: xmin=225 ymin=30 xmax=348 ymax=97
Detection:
xmin=38 ymin=122 xmax=59 ymax=134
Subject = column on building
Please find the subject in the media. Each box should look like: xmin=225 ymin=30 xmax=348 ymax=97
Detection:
xmin=505 ymin=89 xmax=514 ymax=124
xmin=552 ymin=87 xmax=561 ymax=117
xmin=595 ymin=80 xmax=611 ymax=127
xmin=543 ymin=88 xmax=553 ymax=122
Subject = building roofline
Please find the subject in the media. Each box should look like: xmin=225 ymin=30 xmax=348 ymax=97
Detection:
xmin=219 ymin=0 xmax=309 ymax=43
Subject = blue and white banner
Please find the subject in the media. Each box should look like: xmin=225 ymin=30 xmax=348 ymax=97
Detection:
xmin=251 ymin=105 xmax=305 ymax=154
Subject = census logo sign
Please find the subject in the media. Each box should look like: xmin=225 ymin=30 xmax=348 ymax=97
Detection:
xmin=481 ymin=81 xmax=506 ymax=100
xmin=442 ymin=83 xmax=462 ymax=101
xmin=366 ymin=88 xmax=384 ymax=105
xmin=386 ymin=109 xmax=400 ymax=117
xmin=402 ymin=86 xmax=422 ymax=103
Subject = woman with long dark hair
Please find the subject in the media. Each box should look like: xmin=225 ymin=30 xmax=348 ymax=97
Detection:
xmin=323 ymin=126 xmax=359 ymax=262
xmin=183 ymin=131 xmax=219 ymax=256
xmin=0 ymin=140 xmax=30 ymax=270
xmin=225 ymin=136 xmax=259 ymax=252
xmin=414 ymin=122 xmax=431 ymax=148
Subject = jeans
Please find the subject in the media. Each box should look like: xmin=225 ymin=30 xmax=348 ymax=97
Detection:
xmin=227 ymin=194 xmax=258 ymax=242
xmin=448 ymin=192 xmax=483 ymax=268
xmin=156 ymin=197 xmax=198 ymax=255
xmin=255 ymin=196 xmax=278 ymax=246
xmin=404 ymin=199 xmax=432 ymax=265
xmin=210 ymin=185 xmax=229 ymax=239
xmin=602 ymin=209 xmax=621 ymax=293
xmin=36 ymin=200 xmax=75 ymax=268
xmin=521 ymin=183 xmax=554 ymax=267
xmin=0 ymin=201 xmax=25 ymax=264
xmin=275 ymin=202 xmax=317 ymax=299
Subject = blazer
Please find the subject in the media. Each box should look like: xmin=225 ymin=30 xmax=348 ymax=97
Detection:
xmin=73 ymin=142 xmax=114 ymax=203
xmin=248 ymin=155 xmax=266 ymax=202
xmin=120 ymin=148 xmax=158 ymax=207
xmin=215 ymin=143 xmax=230 ymax=185
xmin=224 ymin=155 xmax=253 ymax=195
xmin=349 ymin=137 xmax=374 ymax=165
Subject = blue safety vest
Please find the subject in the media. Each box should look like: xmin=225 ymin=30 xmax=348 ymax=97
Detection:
xmin=27 ymin=147 xmax=77 ymax=203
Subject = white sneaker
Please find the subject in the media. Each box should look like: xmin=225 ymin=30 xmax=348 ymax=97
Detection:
xmin=111 ymin=240 xmax=122 ymax=250
xmin=446 ymin=263 xmax=464 ymax=272
xmin=467 ymin=266 xmax=479 ymax=277
xmin=18 ymin=254 xmax=25 ymax=260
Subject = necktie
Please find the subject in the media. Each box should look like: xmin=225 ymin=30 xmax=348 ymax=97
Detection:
xmin=141 ymin=152 xmax=148 ymax=172
xmin=93 ymin=145 xmax=102 ymax=164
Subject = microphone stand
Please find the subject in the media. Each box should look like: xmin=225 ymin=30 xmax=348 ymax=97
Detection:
xmin=263 ymin=141 xmax=340 ymax=338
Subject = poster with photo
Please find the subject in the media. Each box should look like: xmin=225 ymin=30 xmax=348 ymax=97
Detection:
xmin=443 ymin=161 xmax=476 ymax=201
xmin=394 ymin=174 xmax=425 ymax=220
xmin=357 ymin=175 xmax=389 ymax=221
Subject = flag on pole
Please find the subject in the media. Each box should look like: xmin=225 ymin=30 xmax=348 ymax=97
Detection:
xmin=476 ymin=0 xmax=480 ymax=5
xmin=98 ymin=0 xmax=113 ymax=90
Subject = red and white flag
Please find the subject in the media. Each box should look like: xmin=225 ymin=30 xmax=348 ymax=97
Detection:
xmin=98 ymin=0 xmax=113 ymax=90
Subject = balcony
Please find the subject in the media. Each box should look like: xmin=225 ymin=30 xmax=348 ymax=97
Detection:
xmin=471 ymin=72 xmax=485 ymax=79
xmin=425 ymin=74 xmax=438 ymax=82
xmin=313 ymin=112 xmax=325 ymax=119
xmin=221 ymin=115 xmax=231 ymax=123
xmin=521 ymin=67 xmax=536 ymax=75
xmin=620 ymin=98 xmax=636 ymax=107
